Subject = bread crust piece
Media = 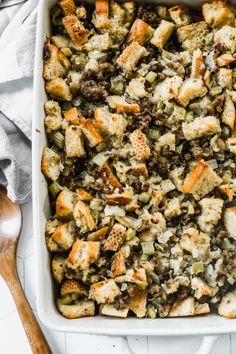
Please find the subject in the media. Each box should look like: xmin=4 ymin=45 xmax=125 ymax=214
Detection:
xmin=43 ymin=43 xmax=71 ymax=81
xmin=60 ymin=279 xmax=88 ymax=297
xmin=57 ymin=300 xmax=95 ymax=318
xmin=52 ymin=255 xmax=66 ymax=283
xmin=90 ymin=279 xmax=121 ymax=304
xmin=111 ymin=250 xmax=126 ymax=277
xmin=59 ymin=0 xmax=76 ymax=15
xmin=182 ymin=116 xmax=221 ymax=140
xmin=65 ymin=125 xmax=85 ymax=158
xmin=67 ymin=239 xmax=100 ymax=270
xmin=51 ymin=222 xmax=75 ymax=250
xmin=76 ymin=188 xmax=93 ymax=202
xmin=64 ymin=107 xmax=79 ymax=125
xmin=115 ymin=268 xmax=148 ymax=288
xmin=168 ymin=5 xmax=191 ymax=26
xmin=150 ymin=20 xmax=175 ymax=48
xmin=56 ymin=189 xmax=75 ymax=218
xmin=222 ymin=94 xmax=236 ymax=129
xmin=224 ymin=206 xmax=236 ymax=240
xmin=126 ymin=289 xmax=147 ymax=318
xmin=45 ymin=78 xmax=72 ymax=101
xmin=79 ymin=117 xmax=103 ymax=147
xmin=92 ymin=0 xmax=109 ymax=29
xmin=99 ymin=162 xmax=122 ymax=188
xmin=106 ymin=95 xmax=140 ymax=113
xmin=116 ymin=42 xmax=148 ymax=73
xmin=104 ymin=223 xmax=126 ymax=251
xmin=218 ymin=292 xmax=236 ymax=318
xmin=198 ymin=198 xmax=224 ymax=233
xmin=168 ymin=297 xmax=195 ymax=317
xmin=126 ymin=19 xmax=154 ymax=45
xmin=191 ymin=49 xmax=205 ymax=78
xmin=87 ymin=227 xmax=109 ymax=241
xmin=177 ymin=21 xmax=213 ymax=53
xmin=202 ymin=1 xmax=235 ymax=28
xmin=182 ymin=160 xmax=222 ymax=200
xmin=180 ymin=227 xmax=210 ymax=260
xmin=73 ymin=200 xmax=96 ymax=232
xmin=41 ymin=146 xmax=61 ymax=181
xmin=178 ymin=78 xmax=207 ymax=107
xmin=214 ymin=25 xmax=236 ymax=53
xmin=130 ymin=129 xmax=150 ymax=161
xmin=100 ymin=304 xmax=129 ymax=317
xmin=62 ymin=15 xmax=89 ymax=46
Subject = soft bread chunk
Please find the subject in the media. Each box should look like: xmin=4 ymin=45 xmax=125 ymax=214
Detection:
xmin=115 ymin=268 xmax=148 ymax=288
xmin=169 ymin=297 xmax=195 ymax=317
xmin=45 ymin=78 xmax=72 ymax=101
xmin=164 ymin=197 xmax=181 ymax=219
xmin=168 ymin=5 xmax=191 ymax=26
xmin=85 ymin=33 xmax=112 ymax=52
xmin=180 ymin=227 xmax=210 ymax=260
xmin=127 ymin=19 xmax=154 ymax=45
xmin=218 ymin=292 xmax=236 ymax=318
xmin=87 ymin=227 xmax=109 ymax=241
xmin=60 ymin=279 xmax=88 ymax=297
xmin=182 ymin=160 xmax=222 ymax=200
xmin=222 ymin=95 xmax=236 ymax=129
xmin=217 ymin=53 xmax=236 ymax=67
xmin=117 ymin=42 xmax=148 ymax=72
xmin=126 ymin=289 xmax=147 ymax=318
xmin=127 ymin=164 xmax=148 ymax=178
xmin=151 ymin=20 xmax=175 ymax=48
xmin=214 ymin=25 xmax=236 ymax=52
xmin=65 ymin=125 xmax=85 ymax=158
xmin=202 ymin=1 xmax=235 ymax=27
xmin=130 ymin=129 xmax=150 ymax=161
xmin=169 ymin=167 xmax=184 ymax=192
xmin=217 ymin=68 xmax=232 ymax=89
xmin=153 ymin=76 xmax=183 ymax=102
xmin=194 ymin=303 xmax=210 ymax=315
xmin=92 ymin=0 xmax=109 ymax=29
xmin=59 ymin=0 xmax=76 ymax=15
xmin=126 ymin=77 xmax=147 ymax=100
xmin=52 ymin=255 xmax=66 ymax=283
xmin=198 ymin=198 xmax=224 ymax=233
xmin=57 ymin=300 xmax=95 ymax=318
xmin=79 ymin=117 xmax=103 ymax=147
xmin=191 ymin=277 xmax=216 ymax=299
xmin=94 ymin=106 xmax=127 ymax=140
xmin=43 ymin=43 xmax=71 ymax=81
xmin=100 ymin=304 xmax=129 ymax=317
xmin=107 ymin=95 xmax=140 ymax=113
xmin=76 ymin=188 xmax=93 ymax=202
xmin=51 ymin=222 xmax=75 ymax=250
xmin=90 ymin=279 xmax=121 ymax=303
xmin=178 ymin=78 xmax=207 ymax=107
xmin=177 ymin=21 xmax=213 ymax=53
xmin=106 ymin=190 xmax=133 ymax=206
xmin=191 ymin=49 xmax=205 ymax=78
xmin=104 ymin=223 xmax=126 ymax=251
xmin=45 ymin=220 xmax=62 ymax=252
xmin=73 ymin=200 xmax=96 ymax=232
xmin=67 ymin=239 xmax=100 ymax=270
xmin=62 ymin=15 xmax=89 ymax=45
xmin=41 ymin=146 xmax=61 ymax=181
xmin=111 ymin=250 xmax=126 ymax=277
xmin=226 ymin=137 xmax=236 ymax=154
xmin=64 ymin=107 xmax=79 ymax=125
xmin=56 ymin=189 xmax=74 ymax=218
xmin=224 ymin=206 xmax=236 ymax=240
xmin=182 ymin=116 xmax=221 ymax=140
xmin=100 ymin=162 xmax=122 ymax=188
xmin=44 ymin=100 xmax=62 ymax=133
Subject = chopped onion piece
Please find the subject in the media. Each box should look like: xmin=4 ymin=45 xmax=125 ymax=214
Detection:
xmin=104 ymin=205 xmax=125 ymax=217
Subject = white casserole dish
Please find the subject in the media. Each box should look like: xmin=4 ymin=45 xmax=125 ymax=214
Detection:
xmin=32 ymin=0 xmax=236 ymax=336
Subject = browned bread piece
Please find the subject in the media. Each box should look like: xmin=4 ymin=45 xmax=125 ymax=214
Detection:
xmin=177 ymin=21 xmax=213 ymax=53
xmin=65 ymin=125 xmax=85 ymax=158
xmin=99 ymin=162 xmax=122 ymax=188
xmin=168 ymin=297 xmax=195 ymax=317
xmin=45 ymin=78 xmax=72 ymax=101
xmin=168 ymin=5 xmax=191 ymax=26
xmin=111 ymin=250 xmax=126 ymax=277
xmin=105 ymin=191 xmax=133 ymax=206
xmin=41 ymin=146 xmax=61 ymax=181
xmin=62 ymin=15 xmax=89 ymax=46
xmin=100 ymin=304 xmax=129 ymax=317
xmin=218 ymin=292 xmax=236 ymax=318
xmin=79 ymin=117 xmax=103 ymax=147
xmin=202 ymin=0 xmax=235 ymax=27
xmin=87 ymin=226 xmax=109 ymax=241
xmin=73 ymin=200 xmax=96 ymax=233
xmin=43 ymin=43 xmax=71 ymax=81
xmin=52 ymin=254 xmax=67 ymax=283
xmin=44 ymin=100 xmax=62 ymax=133
xmin=92 ymin=0 xmax=109 ymax=29
xmin=150 ymin=20 xmax=175 ymax=48
xmin=104 ymin=223 xmax=126 ymax=251
xmin=56 ymin=189 xmax=75 ymax=218
xmin=89 ymin=279 xmax=121 ymax=303
xmin=60 ymin=279 xmax=88 ymax=297
xmin=117 ymin=42 xmax=148 ymax=73
xmin=76 ymin=188 xmax=93 ymax=202
xmin=126 ymin=289 xmax=147 ymax=318
xmin=51 ymin=222 xmax=75 ymax=250
xmin=59 ymin=0 xmax=76 ymax=15
xmin=115 ymin=268 xmax=148 ymax=288
xmin=126 ymin=19 xmax=154 ymax=45
xmin=222 ymin=94 xmax=236 ymax=129
xmin=57 ymin=300 xmax=95 ymax=318
xmin=64 ymin=107 xmax=79 ymax=125
xmin=127 ymin=164 xmax=148 ymax=178
xmin=106 ymin=95 xmax=140 ymax=114
xmin=67 ymin=239 xmax=100 ymax=270
xmin=180 ymin=227 xmax=210 ymax=260
xmin=130 ymin=129 xmax=150 ymax=161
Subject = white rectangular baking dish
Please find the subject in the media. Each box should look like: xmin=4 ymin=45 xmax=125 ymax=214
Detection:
xmin=32 ymin=0 xmax=236 ymax=335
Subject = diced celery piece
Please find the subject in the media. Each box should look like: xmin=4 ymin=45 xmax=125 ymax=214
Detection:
xmin=49 ymin=131 xmax=65 ymax=148
xmin=49 ymin=182 xmax=63 ymax=198
xmin=145 ymin=71 xmax=157 ymax=83
xmin=147 ymin=306 xmax=157 ymax=318
xmin=210 ymin=86 xmax=222 ymax=96
xmin=139 ymin=192 xmax=151 ymax=203
xmin=221 ymin=238 xmax=234 ymax=251
xmin=71 ymin=293 xmax=79 ymax=301
xmin=141 ymin=242 xmax=155 ymax=255
xmin=61 ymin=47 xmax=72 ymax=57
xmin=174 ymin=106 xmax=186 ymax=121
xmin=60 ymin=294 xmax=72 ymax=305
xmin=185 ymin=111 xmax=194 ymax=122
xmin=191 ymin=261 xmax=204 ymax=274
xmin=147 ymin=129 xmax=160 ymax=140
xmin=127 ymin=236 xmax=140 ymax=246
xmin=126 ymin=228 xmax=136 ymax=240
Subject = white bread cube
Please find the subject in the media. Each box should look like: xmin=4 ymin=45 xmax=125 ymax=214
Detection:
xmin=169 ymin=297 xmax=195 ymax=317
xmin=57 ymin=300 xmax=95 ymax=319
xmin=43 ymin=43 xmax=71 ymax=81
xmin=168 ymin=5 xmax=191 ymax=26
xmin=111 ymin=250 xmax=126 ymax=277
xmin=90 ymin=279 xmax=121 ymax=304
xmin=217 ymin=53 xmax=236 ymax=67
xmin=104 ymin=223 xmax=126 ymax=251
xmin=178 ymin=78 xmax=207 ymax=107
xmin=44 ymin=100 xmax=62 ymax=133
xmin=56 ymin=189 xmax=75 ymax=218
xmin=153 ymin=76 xmax=183 ymax=102
xmin=217 ymin=68 xmax=232 ymax=89
xmin=117 ymin=42 xmax=148 ymax=72
xmin=115 ymin=268 xmax=148 ymax=288
xmin=94 ymin=106 xmax=127 ymax=140
xmin=100 ymin=304 xmax=129 ymax=317
xmin=41 ymin=146 xmax=61 ymax=181
xmin=164 ymin=197 xmax=181 ymax=219
xmin=169 ymin=167 xmax=185 ymax=191
xmin=51 ymin=222 xmax=75 ymax=250
xmin=224 ymin=206 xmax=236 ymax=240
xmin=130 ymin=129 xmax=150 ymax=161
xmin=214 ymin=25 xmax=236 ymax=53
xmin=126 ymin=77 xmax=147 ymax=100
xmin=85 ymin=33 xmax=112 ymax=52
xmin=198 ymin=198 xmax=224 ymax=233
xmin=180 ymin=227 xmax=210 ymax=260
xmin=218 ymin=292 xmax=236 ymax=318
xmin=150 ymin=20 xmax=175 ymax=48
xmin=52 ymin=255 xmax=66 ymax=283
xmin=182 ymin=116 xmax=221 ymax=141
xmin=45 ymin=78 xmax=72 ymax=101
xmin=202 ymin=1 xmax=235 ymax=27
xmin=67 ymin=239 xmax=100 ymax=270
xmin=126 ymin=289 xmax=147 ymax=318
xmin=177 ymin=21 xmax=213 ymax=53
xmin=127 ymin=19 xmax=154 ymax=45
xmin=182 ymin=160 xmax=222 ymax=200
xmin=65 ymin=125 xmax=85 ymax=158
xmin=223 ymin=94 xmax=236 ymax=129
xmin=106 ymin=95 xmax=140 ymax=113
xmin=73 ymin=200 xmax=96 ymax=233
xmin=191 ymin=277 xmax=216 ymax=299
xmin=191 ymin=49 xmax=205 ymax=78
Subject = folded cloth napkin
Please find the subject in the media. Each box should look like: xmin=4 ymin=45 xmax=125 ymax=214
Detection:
xmin=0 ymin=0 xmax=38 ymax=203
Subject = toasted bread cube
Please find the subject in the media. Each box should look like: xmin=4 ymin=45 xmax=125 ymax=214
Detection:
xmin=43 ymin=43 xmax=71 ymax=81
xmin=164 ymin=197 xmax=181 ymax=219
xmin=191 ymin=277 xmax=216 ymax=299
xmin=100 ymin=162 xmax=121 ymax=188
xmin=61 ymin=279 xmax=88 ymax=297
xmin=106 ymin=95 xmax=140 ymax=114
xmin=59 ymin=0 xmax=76 ymax=15
xmin=126 ymin=77 xmax=147 ymax=100
xmin=153 ymin=76 xmax=183 ymax=102
xmin=65 ymin=125 xmax=85 ymax=158
xmin=73 ymin=200 xmax=96 ymax=233
xmin=219 ymin=183 xmax=234 ymax=201
xmin=198 ymin=198 xmax=224 ymax=233
xmin=64 ymin=107 xmax=79 ymax=125
xmin=108 ymin=1 xmax=129 ymax=43
xmin=202 ymin=1 xmax=235 ymax=28
xmin=127 ymin=164 xmax=148 ymax=178
xmin=218 ymin=292 xmax=236 ymax=318
xmin=45 ymin=78 xmax=72 ymax=101
xmin=127 ymin=19 xmax=154 ymax=45
xmin=100 ymin=304 xmax=129 ymax=317
xmin=52 ymin=255 xmax=66 ymax=283
xmin=117 ymin=42 xmax=148 ymax=73
xmin=115 ymin=268 xmax=148 ymax=288
xmin=87 ymin=227 xmax=109 ymax=241
xmin=62 ymin=15 xmax=89 ymax=46
xmin=94 ymin=107 xmax=127 ymax=140
xmin=226 ymin=137 xmax=236 ymax=154
xmin=217 ymin=53 xmax=236 ymax=67
xmin=45 ymin=219 xmax=62 ymax=252
xmin=111 ymin=250 xmax=126 ymax=277
xmin=106 ymin=191 xmax=133 ymax=206
xmin=51 ymin=34 xmax=69 ymax=49
xmin=57 ymin=300 xmax=95 ymax=318
xmin=182 ymin=116 xmax=221 ymax=140
xmin=85 ymin=33 xmax=112 ymax=52
xmin=177 ymin=21 xmax=213 ymax=53
xmin=150 ymin=20 xmax=175 ymax=48
xmin=178 ymin=78 xmax=207 ymax=107
xmin=214 ymin=25 xmax=236 ymax=53
xmin=191 ymin=49 xmax=205 ymax=78
xmin=223 ymin=95 xmax=236 ymax=129
xmin=104 ymin=223 xmax=126 ymax=251
xmin=44 ymin=100 xmax=62 ymax=133
xmin=52 ymin=222 xmax=75 ymax=250
xmin=224 ymin=206 xmax=236 ymax=240
xmin=194 ymin=303 xmax=210 ymax=315
xmin=41 ymin=146 xmax=61 ymax=181
xmin=67 ymin=239 xmax=100 ymax=270
xmin=90 ymin=279 xmax=121 ymax=304
xmin=130 ymin=129 xmax=150 ymax=161
xmin=217 ymin=68 xmax=232 ymax=89
xmin=92 ymin=0 xmax=109 ymax=29
xmin=169 ymin=297 xmax=195 ymax=317
xmin=56 ymin=189 xmax=75 ymax=218
xmin=169 ymin=167 xmax=184 ymax=192
xmin=168 ymin=5 xmax=191 ymax=26
xmin=126 ymin=289 xmax=147 ymax=318
xmin=180 ymin=227 xmax=210 ymax=260
xmin=182 ymin=160 xmax=222 ymax=200
xmin=79 ymin=117 xmax=103 ymax=147
xmin=76 ymin=188 xmax=93 ymax=202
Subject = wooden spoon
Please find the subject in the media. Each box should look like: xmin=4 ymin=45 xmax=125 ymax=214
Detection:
xmin=0 ymin=187 xmax=51 ymax=354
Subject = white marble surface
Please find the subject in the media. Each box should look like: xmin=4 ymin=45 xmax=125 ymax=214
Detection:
xmin=0 ymin=201 xmax=235 ymax=354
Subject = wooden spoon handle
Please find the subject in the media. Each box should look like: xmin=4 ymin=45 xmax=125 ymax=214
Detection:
xmin=0 ymin=246 xmax=51 ymax=354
